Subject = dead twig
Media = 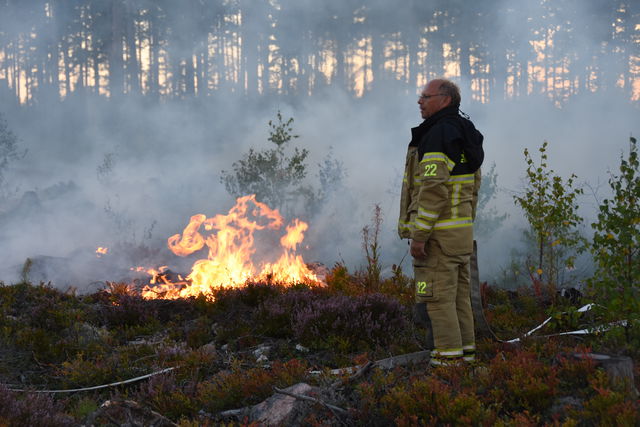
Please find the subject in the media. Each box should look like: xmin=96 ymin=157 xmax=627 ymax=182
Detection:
xmin=331 ymin=361 xmax=374 ymax=388
xmin=215 ymin=407 xmax=250 ymax=419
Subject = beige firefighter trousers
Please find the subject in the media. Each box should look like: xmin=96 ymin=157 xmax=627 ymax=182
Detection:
xmin=413 ymin=239 xmax=475 ymax=352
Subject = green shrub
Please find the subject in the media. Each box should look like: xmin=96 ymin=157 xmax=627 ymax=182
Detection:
xmin=513 ymin=141 xmax=586 ymax=291
xmin=588 ymin=137 xmax=640 ymax=346
xmin=576 ymin=370 xmax=640 ymax=425
xmin=481 ymin=349 xmax=559 ymax=413
xmin=356 ymin=368 xmax=495 ymax=425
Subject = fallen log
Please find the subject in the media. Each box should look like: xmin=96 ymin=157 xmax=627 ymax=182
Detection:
xmin=309 ymin=350 xmax=431 ymax=376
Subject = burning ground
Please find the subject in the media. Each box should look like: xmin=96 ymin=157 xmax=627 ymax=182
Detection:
xmin=138 ymin=194 xmax=323 ymax=300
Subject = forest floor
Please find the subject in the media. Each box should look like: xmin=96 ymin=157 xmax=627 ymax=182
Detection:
xmin=0 ymin=272 xmax=638 ymax=426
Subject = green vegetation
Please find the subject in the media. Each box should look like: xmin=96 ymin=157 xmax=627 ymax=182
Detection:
xmin=513 ymin=141 xmax=586 ymax=291
xmin=220 ymin=110 xmax=345 ymax=218
xmin=510 ymin=138 xmax=639 ymax=351
xmin=0 ymin=112 xmax=25 ymax=201
xmin=588 ymin=137 xmax=640 ymax=347
xmin=474 ymin=162 xmax=507 ymax=239
xmin=220 ymin=110 xmax=311 ymax=217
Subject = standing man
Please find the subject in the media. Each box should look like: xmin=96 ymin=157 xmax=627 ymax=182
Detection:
xmin=398 ymin=78 xmax=484 ymax=366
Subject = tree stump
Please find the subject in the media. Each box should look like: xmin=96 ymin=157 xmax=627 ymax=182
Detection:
xmin=572 ymin=353 xmax=639 ymax=396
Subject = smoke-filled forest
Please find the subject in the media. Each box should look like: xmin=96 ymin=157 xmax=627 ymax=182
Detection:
xmin=0 ymin=2 xmax=639 ymax=425
xmin=1 ymin=0 xmax=639 ymax=104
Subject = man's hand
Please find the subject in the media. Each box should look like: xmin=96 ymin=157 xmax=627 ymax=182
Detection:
xmin=410 ymin=239 xmax=427 ymax=259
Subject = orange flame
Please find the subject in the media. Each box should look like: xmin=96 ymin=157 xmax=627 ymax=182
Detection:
xmin=96 ymin=247 xmax=108 ymax=257
xmin=141 ymin=195 xmax=319 ymax=299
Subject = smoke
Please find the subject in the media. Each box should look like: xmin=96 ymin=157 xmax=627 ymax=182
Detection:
xmin=0 ymin=2 xmax=638 ymax=290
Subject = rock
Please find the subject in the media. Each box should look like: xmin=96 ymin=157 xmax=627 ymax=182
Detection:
xmin=248 ymin=383 xmax=316 ymax=426
xmin=253 ymin=345 xmax=271 ymax=359
xmin=199 ymin=341 xmax=217 ymax=357
xmin=295 ymin=344 xmax=309 ymax=353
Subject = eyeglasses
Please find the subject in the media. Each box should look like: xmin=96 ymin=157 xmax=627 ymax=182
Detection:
xmin=419 ymin=93 xmax=446 ymax=100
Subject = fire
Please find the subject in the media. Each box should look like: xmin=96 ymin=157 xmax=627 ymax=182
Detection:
xmin=141 ymin=195 xmax=320 ymax=299
xmin=96 ymin=247 xmax=108 ymax=257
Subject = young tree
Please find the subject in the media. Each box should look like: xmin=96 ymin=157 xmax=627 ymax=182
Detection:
xmin=221 ymin=110 xmax=347 ymax=219
xmin=474 ymin=162 xmax=507 ymax=240
xmin=220 ymin=111 xmax=309 ymax=217
xmin=513 ymin=141 xmax=585 ymax=289
xmin=588 ymin=137 xmax=640 ymax=344
xmin=317 ymin=147 xmax=346 ymax=201
xmin=0 ymin=112 xmax=25 ymax=201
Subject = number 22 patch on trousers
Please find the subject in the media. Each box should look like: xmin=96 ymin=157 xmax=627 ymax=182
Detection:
xmin=415 ymin=280 xmax=433 ymax=298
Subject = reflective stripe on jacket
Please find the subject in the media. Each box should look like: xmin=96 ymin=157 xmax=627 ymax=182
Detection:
xmin=398 ymin=107 xmax=483 ymax=256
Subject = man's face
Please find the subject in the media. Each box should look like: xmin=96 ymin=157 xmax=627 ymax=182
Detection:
xmin=417 ymin=81 xmax=451 ymax=119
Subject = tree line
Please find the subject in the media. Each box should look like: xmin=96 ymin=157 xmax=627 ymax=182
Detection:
xmin=0 ymin=0 xmax=638 ymax=105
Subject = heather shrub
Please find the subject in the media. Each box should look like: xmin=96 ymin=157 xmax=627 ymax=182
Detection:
xmin=554 ymin=349 xmax=597 ymax=393
xmin=324 ymin=262 xmax=358 ymax=295
xmin=493 ymin=411 xmax=541 ymax=426
xmin=211 ymin=283 xmax=295 ymax=344
xmin=356 ymin=368 xmax=494 ymax=425
xmin=70 ymin=396 xmax=99 ymax=421
xmin=0 ymin=284 xmax=110 ymax=363
xmin=182 ymin=316 xmax=215 ymax=348
xmin=57 ymin=341 xmax=157 ymax=389
xmin=255 ymin=288 xmax=322 ymax=338
xmin=481 ymin=349 xmax=559 ymax=413
xmin=256 ymin=289 xmax=412 ymax=352
xmin=576 ymin=370 xmax=640 ymax=425
xmin=13 ymin=326 xmax=61 ymax=362
xmin=91 ymin=292 xmax=161 ymax=329
xmin=169 ymin=345 xmax=220 ymax=382
xmin=377 ymin=266 xmax=414 ymax=305
xmin=212 ymin=282 xmax=288 ymax=310
xmin=0 ymin=385 xmax=74 ymax=427
xmin=484 ymin=287 xmax=550 ymax=337
xmin=196 ymin=358 xmax=308 ymax=413
xmin=1 ymin=282 xmax=90 ymax=332
xmin=22 ymin=296 xmax=86 ymax=332
xmin=140 ymin=370 xmax=200 ymax=420
xmin=382 ymin=376 xmax=493 ymax=425
xmin=291 ymin=293 xmax=411 ymax=351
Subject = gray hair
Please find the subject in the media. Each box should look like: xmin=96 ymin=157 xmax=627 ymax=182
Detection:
xmin=437 ymin=79 xmax=461 ymax=107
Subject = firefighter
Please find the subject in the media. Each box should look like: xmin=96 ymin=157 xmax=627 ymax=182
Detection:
xmin=398 ymin=78 xmax=484 ymax=366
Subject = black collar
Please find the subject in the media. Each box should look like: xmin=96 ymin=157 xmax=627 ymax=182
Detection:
xmin=410 ymin=106 xmax=459 ymax=146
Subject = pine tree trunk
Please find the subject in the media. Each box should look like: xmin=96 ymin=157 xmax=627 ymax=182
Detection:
xmin=110 ymin=0 xmax=125 ymax=97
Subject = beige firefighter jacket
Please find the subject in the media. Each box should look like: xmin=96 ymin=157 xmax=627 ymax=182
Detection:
xmin=398 ymin=108 xmax=483 ymax=256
